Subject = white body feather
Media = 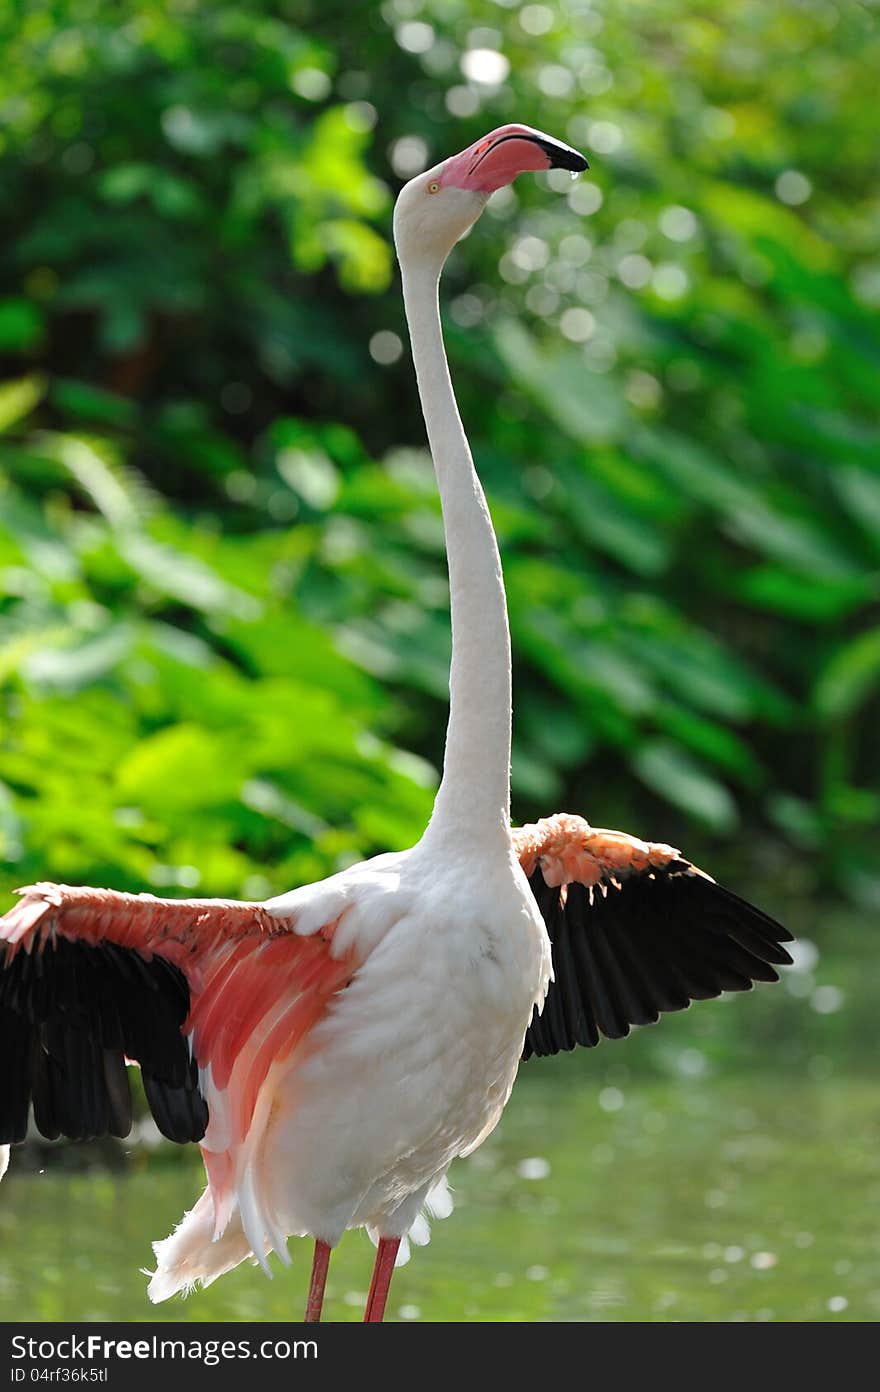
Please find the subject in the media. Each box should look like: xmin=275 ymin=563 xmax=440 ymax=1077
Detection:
xmin=148 ymin=844 xmax=550 ymax=1298
xmin=265 ymin=845 xmax=549 ymax=1235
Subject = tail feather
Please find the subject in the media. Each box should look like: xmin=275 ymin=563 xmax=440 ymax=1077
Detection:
xmin=366 ymin=1173 xmax=455 ymax=1268
xmin=146 ymin=1187 xmax=254 ymax=1303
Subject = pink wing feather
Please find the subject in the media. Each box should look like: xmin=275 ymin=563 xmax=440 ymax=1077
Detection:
xmin=0 ymin=883 xmax=356 ymax=1149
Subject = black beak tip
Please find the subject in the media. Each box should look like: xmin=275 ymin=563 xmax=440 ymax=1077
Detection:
xmin=534 ymin=137 xmax=589 ymax=174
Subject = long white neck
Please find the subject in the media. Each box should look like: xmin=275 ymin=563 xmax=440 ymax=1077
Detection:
xmin=401 ymin=261 xmax=512 ymax=853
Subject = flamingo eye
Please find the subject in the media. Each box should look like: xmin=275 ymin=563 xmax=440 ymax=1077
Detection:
xmin=427 ymin=180 xmax=440 ymax=194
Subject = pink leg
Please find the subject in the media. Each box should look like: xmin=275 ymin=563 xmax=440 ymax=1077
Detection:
xmin=363 ymin=1237 xmax=401 ymax=1323
xmin=304 ymin=1240 xmax=331 ymax=1323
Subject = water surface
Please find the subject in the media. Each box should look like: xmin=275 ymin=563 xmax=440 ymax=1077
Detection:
xmin=2 ymin=1066 xmax=877 ymax=1322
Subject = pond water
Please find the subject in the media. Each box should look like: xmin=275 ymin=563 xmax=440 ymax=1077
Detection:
xmin=1 ymin=913 xmax=877 ymax=1323
xmin=2 ymin=1065 xmax=878 ymax=1323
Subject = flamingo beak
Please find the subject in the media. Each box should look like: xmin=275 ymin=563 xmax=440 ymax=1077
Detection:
xmin=441 ymin=124 xmax=589 ymax=194
xmin=529 ymin=134 xmax=590 ymax=174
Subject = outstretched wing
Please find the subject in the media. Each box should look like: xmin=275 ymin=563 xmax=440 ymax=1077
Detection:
xmin=514 ymin=815 xmax=793 ymax=1060
xmin=0 ymin=884 xmax=353 ymax=1147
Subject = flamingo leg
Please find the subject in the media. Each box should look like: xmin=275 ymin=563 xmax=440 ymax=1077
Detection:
xmin=304 ymin=1240 xmax=332 ymax=1323
xmin=363 ymin=1237 xmax=401 ymax=1323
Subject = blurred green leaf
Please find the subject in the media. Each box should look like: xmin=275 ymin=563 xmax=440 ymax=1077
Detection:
xmin=734 ymin=565 xmax=875 ymax=622
xmin=814 ymin=628 xmax=880 ymax=720
xmin=833 ymin=467 xmax=880 ymax=549
xmin=0 ymin=376 xmax=45 ymax=433
xmin=320 ymin=219 xmax=392 ymax=294
xmin=632 ymin=739 xmax=738 ymax=833
xmin=494 ymin=319 xmax=627 ymax=445
xmin=0 ymin=299 xmax=44 ymax=352
xmin=724 ymin=503 xmax=864 ymax=583
xmin=116 ymin=724 xmax=246 ymax=813
xmin=50 ymin=380 xmax=137 ymax=428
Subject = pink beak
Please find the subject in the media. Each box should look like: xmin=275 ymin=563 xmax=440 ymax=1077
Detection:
xmin=440 ymin=124 xmax=588 ymax=194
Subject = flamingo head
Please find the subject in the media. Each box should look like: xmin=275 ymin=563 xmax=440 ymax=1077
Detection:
xmin=393 ymin=124 xmax=588 ymax=268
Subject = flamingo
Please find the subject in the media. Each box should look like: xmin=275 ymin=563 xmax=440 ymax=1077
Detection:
xmin=0 ymin=124 xmax=793 ymax=1324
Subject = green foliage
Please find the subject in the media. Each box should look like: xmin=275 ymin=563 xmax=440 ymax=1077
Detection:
xmin=1 ymin=0 xmax=878 ymax=907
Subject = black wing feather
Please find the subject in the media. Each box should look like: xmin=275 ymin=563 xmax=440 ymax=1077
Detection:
xmin=549 ymin=900 xmax=594 ymax=1050
xmin=0 ymin=1009 xmax=34 ymax=1143
xmin=523 ymin=860 xmax=793 ymax=1060
xmin=0 ymin=937 xmax=207 ymax=1145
